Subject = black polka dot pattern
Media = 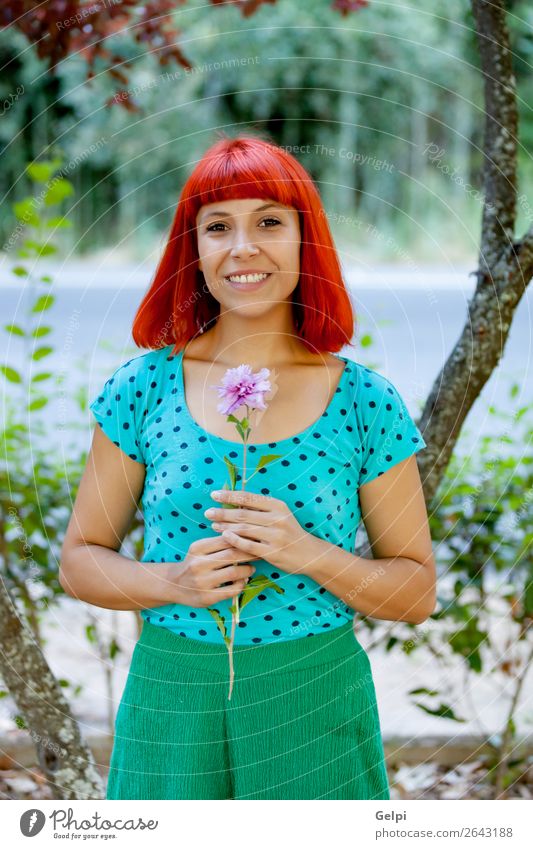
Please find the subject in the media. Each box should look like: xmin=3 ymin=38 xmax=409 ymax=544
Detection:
xmin=89 ymin=345 xmax=426 ymax=645
xmin=356 ymin=367 xmax=426 ymax=485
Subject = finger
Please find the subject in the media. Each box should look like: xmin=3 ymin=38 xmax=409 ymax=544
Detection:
xmin=211 ymin=490 xmax=277 ymax=511
xmin=212 ymin=580 xmax=249 ymax=598
xmin=197 ymin=536 xmax=261 ymax=556
xmin=211 ymin=563 xmax=254 ymax=584
xmin=207 ymin=547 xmax=257 ymax=564
xmin=221 ymin=530 xmax=265 ymax=556
xmin=208 ymin=508 xmax=272 ymax=526
xmin=198 ymin=536 xmax=239 ymax=554
xmin=215 ymin=523 xmax=269 ymax=543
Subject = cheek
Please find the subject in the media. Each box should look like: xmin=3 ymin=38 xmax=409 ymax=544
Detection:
xmin=197 ymin=244 xmax=223 ymax=276
xmin=285 ymin=226 xmax=301 ymax=270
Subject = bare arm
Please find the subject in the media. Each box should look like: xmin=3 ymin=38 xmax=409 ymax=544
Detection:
xmin=302 ymin=455 xmax=437 ymax=624
xmin=59 ymin=424 xmax=171 ymax=610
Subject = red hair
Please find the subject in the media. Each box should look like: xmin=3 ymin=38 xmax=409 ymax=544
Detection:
xmin=132 ymin=132 xmax=356 ymax=355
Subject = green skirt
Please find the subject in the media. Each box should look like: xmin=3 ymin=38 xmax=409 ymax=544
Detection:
xmin=106 ymin=617 xmax=390 ymax=800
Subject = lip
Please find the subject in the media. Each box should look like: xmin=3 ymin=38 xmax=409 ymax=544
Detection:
xmin=224 ymin=271 xmax=272 ymax=291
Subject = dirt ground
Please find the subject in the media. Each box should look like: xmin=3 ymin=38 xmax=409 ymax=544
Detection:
xmin=1 ymin=757 xmax=532 ymax=800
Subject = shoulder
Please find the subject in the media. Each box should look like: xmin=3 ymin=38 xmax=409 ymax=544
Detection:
xmin=347 ymin=359 xmax=402 ymax=408
xmin=100 ymin=345 xmax=175 ymax=389
xmin=346 ymin=360 xmax=426 ymax=484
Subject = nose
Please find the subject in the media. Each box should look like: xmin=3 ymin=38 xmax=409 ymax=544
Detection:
xmin=229 ymin=227 xmax=260 ymax=259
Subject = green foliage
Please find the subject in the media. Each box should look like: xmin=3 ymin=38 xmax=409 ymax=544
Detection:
xmin=0 ymin=158 xmax=146 ymax=733
xmin=396 ymin=387 xmax=533 ymax=789
xmin=1 ymin=157 xmax=72 ymax=418
xmin=2 ymin=0 xmax=532 ymax=260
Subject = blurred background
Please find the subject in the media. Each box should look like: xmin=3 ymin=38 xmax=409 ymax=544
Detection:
xmin=0 ymin=0 xmax=532 ymax=801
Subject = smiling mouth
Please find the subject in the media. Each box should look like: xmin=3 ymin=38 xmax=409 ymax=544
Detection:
xmin=224 ymin=272 xmax=272 ymax=284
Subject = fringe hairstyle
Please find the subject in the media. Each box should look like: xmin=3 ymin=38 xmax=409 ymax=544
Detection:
xmin=132 ymin=132 xmax=356 ymax=355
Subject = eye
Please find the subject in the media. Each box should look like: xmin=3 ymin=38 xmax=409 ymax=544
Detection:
xmin=205 ymin=217 xmax=281 ymax=233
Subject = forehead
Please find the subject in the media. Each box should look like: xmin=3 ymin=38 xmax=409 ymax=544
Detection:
xmin=196 ymin=198 xmax=295 ymax=224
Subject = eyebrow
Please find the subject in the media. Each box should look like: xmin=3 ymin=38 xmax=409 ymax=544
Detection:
xmin=199 ymin=202 xmax=286 ymax=223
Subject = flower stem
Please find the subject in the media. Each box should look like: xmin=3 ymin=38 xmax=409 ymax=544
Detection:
xmin=242 ymin=408 xmax=248 ymax=488
xmin=227 ymin=608 xmax=236 ymax=700
xmin=227 ymin=415 xmax=249 ymax=699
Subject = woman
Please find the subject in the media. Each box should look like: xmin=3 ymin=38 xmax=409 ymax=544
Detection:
xmin=60 ymin=133 xmax=436 ymax=801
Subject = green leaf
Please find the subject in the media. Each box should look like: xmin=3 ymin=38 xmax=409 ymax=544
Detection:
xmin=4 ymin=324 xmax=25 ymax=337
xmin=239 ymin=574 xmax=285 ymax=610
xmin=207 ymin=607 xmax=228 ymax=641
xmin=46 ymin=216 xmax=72 ymax=229
xmin=32 ymin=345 xmax=53 ymax=361
xmin=360 ymin=333 xmax=373 ymax=348
xmin=32 ymin=326 xmax=52 ymax=338
xmin=413 ymin=702 xmax=467 ymax=722
xmin=26 ymin=159 xmax=62 ymax=183
xmin=31 ymin=294 xmax=55 ymax=313
xmin=524 ymin=580 xmax=533 ymax=617
xmin=44 ymin=178 xmax=74 ymax=206
xmin=85 ymin=624 xmax=97 ymax=644
xmin=40 ymin=276 xmax=53 ymax=283
xmin=109 ymin=638 xmax=120 ymax=660
xmin=223 ymin=456 xmax=238 ymax=490
xmin=31 ymin=372 xmax=52 ymax=383
xmin=255 ymin=453 xmax=283 ymax=472
xmin=28 ymin=397 xmax=48 ymax=411
xmin=408 ymin=687 xmax=440 ymax=697
xmin=23 ymin=240 xmax=57 ymax=258
xmin=13 ymin=199 xmax=40 ymax=226
xmin=11 ymin=265 xmax=28 ymax=277
xmin=0 ymin=365 xmax=22 ymax=383
xmin=227 ymin=414 xmax=240 ymax=424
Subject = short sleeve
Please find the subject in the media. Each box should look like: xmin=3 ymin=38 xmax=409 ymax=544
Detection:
xmin=89 ymin=357 xmax=145 ymax=464
xmin=356 ymin=367 xmax=426 ymax=486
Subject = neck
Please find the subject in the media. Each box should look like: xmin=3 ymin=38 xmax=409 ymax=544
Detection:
xmin=193 ymin=305 xmax=309 ymax=368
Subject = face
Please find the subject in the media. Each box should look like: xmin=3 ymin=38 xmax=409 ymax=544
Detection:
xmin=195 ymin=197 xmax=301 ymax=314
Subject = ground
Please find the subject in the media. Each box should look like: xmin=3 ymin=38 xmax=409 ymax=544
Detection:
xmin=1 ymin=758 xmax=532 ymax=800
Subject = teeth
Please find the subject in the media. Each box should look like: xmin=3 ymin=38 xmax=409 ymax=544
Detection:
xmin=227 ymin=273 xmax=270 ymax=284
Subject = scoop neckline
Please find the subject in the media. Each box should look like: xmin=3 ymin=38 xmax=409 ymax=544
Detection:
xmin=174 ymin=347 xmax=350 ymax=448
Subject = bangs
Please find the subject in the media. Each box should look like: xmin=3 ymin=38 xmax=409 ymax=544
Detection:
xmin=184 ymin=140 xmax=309 ymax=216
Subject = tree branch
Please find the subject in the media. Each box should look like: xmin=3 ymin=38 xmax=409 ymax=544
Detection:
xmin=416 ymin=0 xmax=529 ymax=505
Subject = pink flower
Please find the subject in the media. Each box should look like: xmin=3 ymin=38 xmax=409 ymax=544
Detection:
xmin=212 ymin=364 xmax=271 ymax=416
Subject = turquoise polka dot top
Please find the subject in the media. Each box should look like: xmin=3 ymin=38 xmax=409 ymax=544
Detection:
xmin=89 ymin=343 xmax=427 ymax=645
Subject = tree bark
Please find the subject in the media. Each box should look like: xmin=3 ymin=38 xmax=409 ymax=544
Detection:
xmin=416 ymin=0 xmax=530 ymax=504
xmin=0 ymin=585 xmax=104 ymax=799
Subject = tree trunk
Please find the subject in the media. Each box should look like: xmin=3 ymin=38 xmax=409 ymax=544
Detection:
xmin=0 ymin=585 xmax=104 ymax=799
xmin=416 ymin=0 xmax=531 ymax=505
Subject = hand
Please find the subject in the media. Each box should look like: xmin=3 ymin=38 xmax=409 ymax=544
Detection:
xmin=166 ymin=536 xmax=259 ymax=608
xmin=205 ymin=489 xmax=314 ymax=575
